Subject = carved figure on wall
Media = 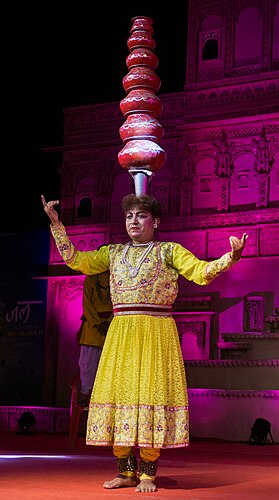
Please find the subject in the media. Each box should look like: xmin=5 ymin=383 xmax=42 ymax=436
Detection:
xmin=252 ymin=126 xmax=276 ymax=207
xmin=253 ymin=126 xmax=275 ymax=174
xmin=181 ymin=145 xmax=197 ymax=183
xmin=97 ymin=165 xmax=112 ymax=196
xmin=213 ymin=131 xmax=235 ymax=178
xmin=180 ymin=144 xmax=197 ymax=215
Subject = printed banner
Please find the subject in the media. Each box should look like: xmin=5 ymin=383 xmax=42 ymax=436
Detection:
xmin=0 ymin=229 xmax=50 ymax=405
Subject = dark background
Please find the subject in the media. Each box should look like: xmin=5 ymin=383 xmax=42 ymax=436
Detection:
xmin=2 ymin=1 xmax=188 ymax=234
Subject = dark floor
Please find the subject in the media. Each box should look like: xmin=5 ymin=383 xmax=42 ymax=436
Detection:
xmin=1 ymin=430 xmax=279 ymax=499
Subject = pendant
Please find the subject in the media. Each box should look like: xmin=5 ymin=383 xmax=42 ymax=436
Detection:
xmin=129 ymin=268 xmax=139 ymax=278
xmin=122 ymin=240 xmax=155 ymax=278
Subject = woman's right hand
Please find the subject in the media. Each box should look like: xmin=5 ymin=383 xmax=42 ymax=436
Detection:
xmin=41 ymin=194 xmax=60 ymax=226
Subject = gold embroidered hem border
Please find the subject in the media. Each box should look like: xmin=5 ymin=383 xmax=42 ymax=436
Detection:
xmin=86 ymin=402 xmax=189 ymax=448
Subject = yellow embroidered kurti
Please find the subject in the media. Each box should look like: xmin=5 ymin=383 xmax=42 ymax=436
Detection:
xmin=51 ymin=223 xmax=236 ymax=449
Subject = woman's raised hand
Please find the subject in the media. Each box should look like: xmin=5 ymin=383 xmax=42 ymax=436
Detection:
xmin=229 ymin=233 xmax=248 ymax=261
xmin=41 ymin=194 xmax=60 ymax=226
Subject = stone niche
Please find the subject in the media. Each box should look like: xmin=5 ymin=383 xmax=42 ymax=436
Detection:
xmin=174 ymin=311 xmax=217 ymax=360
xmin=173 ymin=293 xmax=218 ymax=360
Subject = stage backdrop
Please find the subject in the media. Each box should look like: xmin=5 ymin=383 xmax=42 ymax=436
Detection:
xmin=0 ymin=229 xmax=49 ymax=405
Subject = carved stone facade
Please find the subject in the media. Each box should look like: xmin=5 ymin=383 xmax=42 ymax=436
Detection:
xmin=42 ymin=0 xmax=279 ymax=441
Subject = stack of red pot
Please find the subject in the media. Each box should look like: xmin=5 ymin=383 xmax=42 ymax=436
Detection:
xmin=118 ymin=16 xmax=166 ymax=195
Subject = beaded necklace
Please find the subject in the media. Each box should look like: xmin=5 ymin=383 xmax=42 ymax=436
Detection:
xmin=122 ymin=241 xmax=154 ymax=278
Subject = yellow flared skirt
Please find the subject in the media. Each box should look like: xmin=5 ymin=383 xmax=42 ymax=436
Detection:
xmin=86 ymin=315 xmax=189 ymax=448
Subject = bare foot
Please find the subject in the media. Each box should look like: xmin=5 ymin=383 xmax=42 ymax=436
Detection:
xmin=135 ymin=479 xmax=157 ymax=492
xmin=103 ymin=474 xmax=137 ymax=489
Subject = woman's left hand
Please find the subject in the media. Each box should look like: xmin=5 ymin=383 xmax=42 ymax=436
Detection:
xmin=229 ymin=233 xmax=248 ymax=261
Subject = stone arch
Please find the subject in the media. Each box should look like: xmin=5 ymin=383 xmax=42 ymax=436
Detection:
xmin=75 ymin=175 xmax=94 ymax=222
xmin=198 ymin=14 xmax=224 ymax=81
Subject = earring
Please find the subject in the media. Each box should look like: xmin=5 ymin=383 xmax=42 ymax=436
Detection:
xmin=153 ymin=223 xmax=158 ymax=228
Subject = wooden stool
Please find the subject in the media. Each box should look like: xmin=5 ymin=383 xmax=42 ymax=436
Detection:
xmin=69 ymin=375 xmax=89 ymax=448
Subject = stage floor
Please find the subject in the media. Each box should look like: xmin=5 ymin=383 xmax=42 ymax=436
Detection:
xmin=1 ymin=431 xmax=278 ymax=499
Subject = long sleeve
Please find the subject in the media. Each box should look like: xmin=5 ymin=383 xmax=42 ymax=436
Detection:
xmin=172 ymin=243 xmax=237 ymax=286
xmin=50 ymin=222 xmax=110 ymax=274
xmin=203 ymin=252 xmax=237 ymax=283
xmin=50 ymin=222 xmax=76 ymax=263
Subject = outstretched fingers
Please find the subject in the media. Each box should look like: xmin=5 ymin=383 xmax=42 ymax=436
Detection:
xmin=229 ymin=233 xmax=248 ymax=251
xmin=41 ymin=195 xmax=60 ymax=225
xmin=41 ymin=195 xmax=59 ymax=211
xmin=241 ymin=233 xmax=248 ymax=246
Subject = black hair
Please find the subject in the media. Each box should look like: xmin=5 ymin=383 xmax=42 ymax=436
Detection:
xmin=121 ymin=194 xmax=162 ymax=219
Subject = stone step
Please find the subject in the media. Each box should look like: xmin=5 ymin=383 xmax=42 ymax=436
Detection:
xmin=185 ymin=359 xmax=279 ymax=390
xmin=219 ymin=333 xmax=279 ymax=360
xmin=216 ymin=341 xmax=251 ymax=350
xmin=216 ymin=341 xmax=251 ymax=360
xmin=222 ymin=333 xmax=279 ymax=339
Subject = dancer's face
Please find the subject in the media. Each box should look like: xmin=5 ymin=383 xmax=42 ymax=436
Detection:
xmin=125 ymin=206 xmax=155 ymax=244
